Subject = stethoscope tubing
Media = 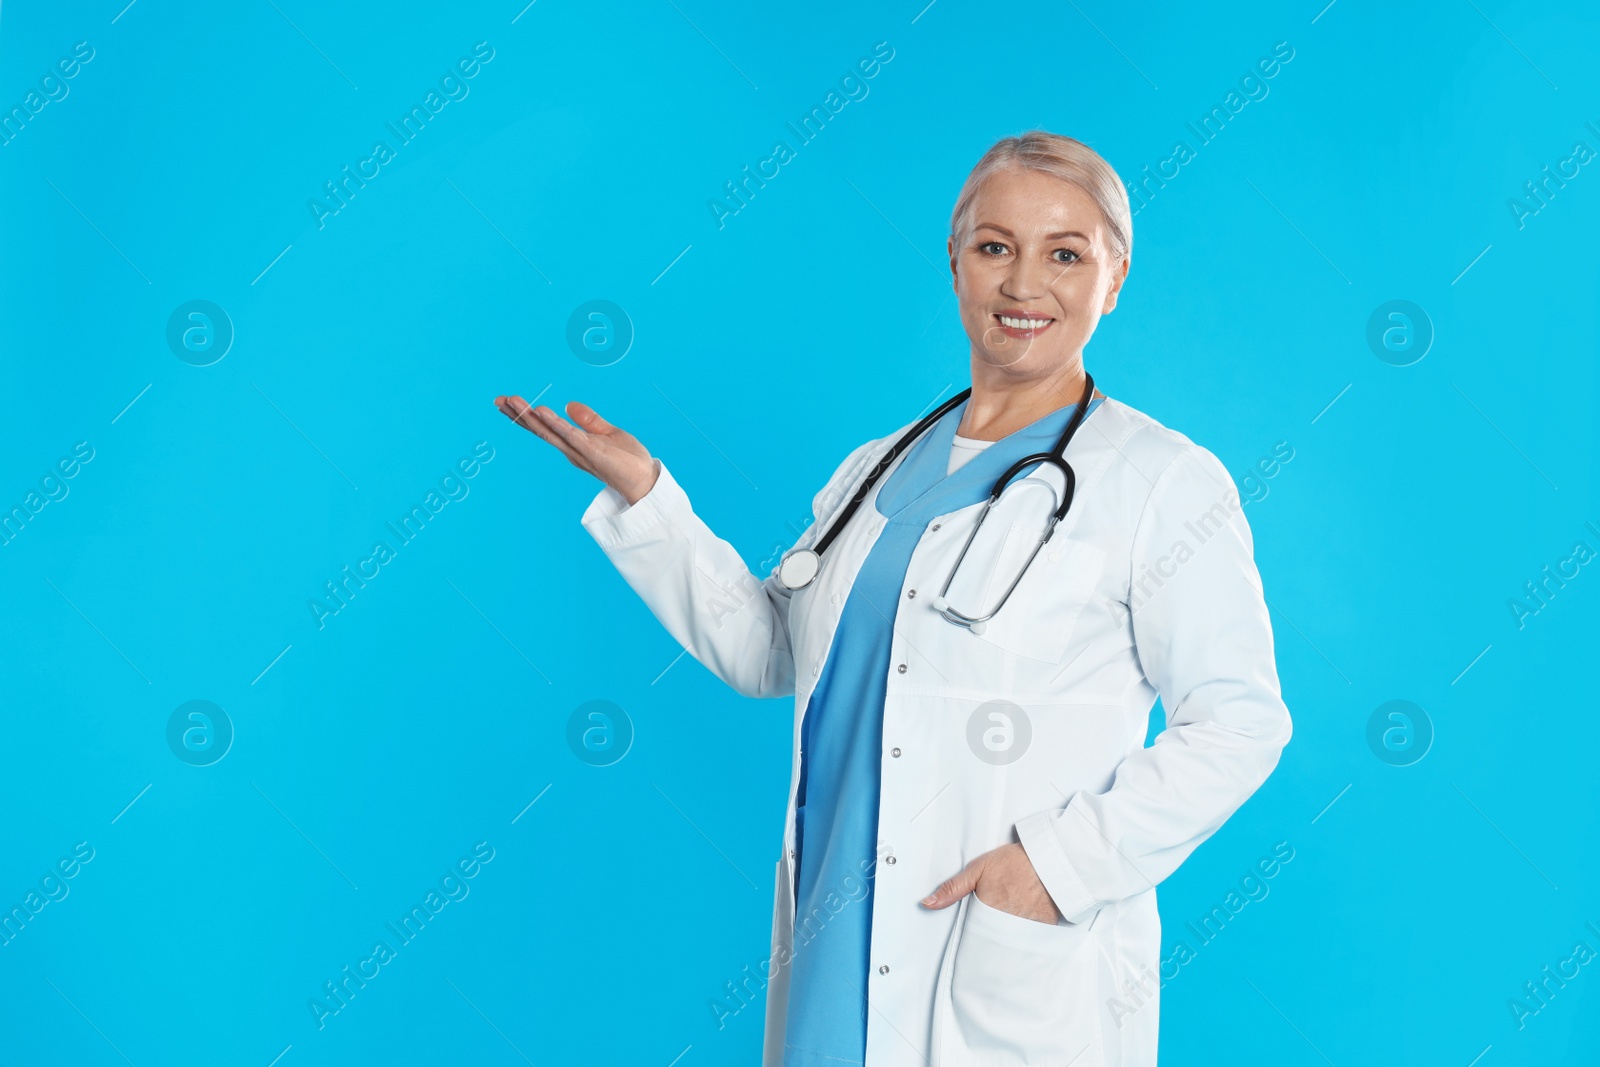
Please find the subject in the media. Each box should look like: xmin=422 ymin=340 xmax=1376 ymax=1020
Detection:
xmin=782 ymin=373 xmax=1098 ymax=596
xmin=808 ymin=387 xmax=973 ymax=561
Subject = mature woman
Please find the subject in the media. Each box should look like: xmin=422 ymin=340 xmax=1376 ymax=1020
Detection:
xmin=494 ymin=131 xmax=1292 ymax=1067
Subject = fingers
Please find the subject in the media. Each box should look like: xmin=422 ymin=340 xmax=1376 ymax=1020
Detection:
xmin=495 ymin=395 xmax=589 ymax=447
xmin=495 ymin=395 xmax=576 ymax=445
xmin=494 ymin=395 xmax=545 ymax=435
xmin=493 ymin=395 xmax=597 ymax=475
xmin=921 ymin=859 xmax=982 ymax=909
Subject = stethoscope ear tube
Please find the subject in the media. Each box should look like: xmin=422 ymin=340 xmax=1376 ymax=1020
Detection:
xmin=989 ymin=453 xmax=1078 ymax=522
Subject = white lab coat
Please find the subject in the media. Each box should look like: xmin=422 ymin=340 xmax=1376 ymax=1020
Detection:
xmin=580 ymin=396 xmax=1292 ymax=1066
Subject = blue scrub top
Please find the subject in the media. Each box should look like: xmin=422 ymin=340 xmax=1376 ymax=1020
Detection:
xmin=782 ymin=393 xmax=1103 ymax=1066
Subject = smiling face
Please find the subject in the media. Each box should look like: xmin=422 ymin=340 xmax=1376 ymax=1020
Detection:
xmin=947 ymin=164 xmax=1129 ymax=382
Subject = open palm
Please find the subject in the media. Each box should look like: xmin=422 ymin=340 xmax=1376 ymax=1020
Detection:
xmin=493 ymin=395 xmax=658 ymax=505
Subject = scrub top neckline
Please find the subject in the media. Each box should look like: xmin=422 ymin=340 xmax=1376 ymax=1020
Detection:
xmin=872 ymin=395 xmax=1092 ymax=523
xmin=951 ymin=392 xmax=1106 ymax=445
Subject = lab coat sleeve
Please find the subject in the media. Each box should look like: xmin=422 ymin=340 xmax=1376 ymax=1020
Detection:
xmin=1014 ymin=444 xmax=1293 ymax=925
xmin=579 ymin=443 xmax=874 ymax=700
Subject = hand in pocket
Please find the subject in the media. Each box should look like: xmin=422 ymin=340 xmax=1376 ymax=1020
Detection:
xmin=921 ymin=841 xmax=1063 ymax=925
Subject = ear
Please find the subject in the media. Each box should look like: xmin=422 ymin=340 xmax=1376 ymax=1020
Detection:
xmin=1101 ymin=255 xmax=1130 ymax=314
xmin=947 ymin=233 xmax=960 ymax=292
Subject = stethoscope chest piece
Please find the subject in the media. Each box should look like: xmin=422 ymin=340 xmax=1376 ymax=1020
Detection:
xmin=777 ymin=548 xmax=821 ymax=590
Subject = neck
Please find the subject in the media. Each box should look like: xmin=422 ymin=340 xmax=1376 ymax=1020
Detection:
xmin=957 ymin=360 xmax=1101 ymax=441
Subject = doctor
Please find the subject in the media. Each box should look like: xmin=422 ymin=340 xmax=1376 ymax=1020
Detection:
xmin=494 ymin=130 xmax=1292 ymax=1067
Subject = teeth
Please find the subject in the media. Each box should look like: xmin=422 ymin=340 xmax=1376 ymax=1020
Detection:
xmin=999 ymin=315 xmax=1050 ymax=329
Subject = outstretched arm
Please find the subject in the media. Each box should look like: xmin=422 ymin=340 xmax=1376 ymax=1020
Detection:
xmin=495 ymin=393 xmax=875 ymax=700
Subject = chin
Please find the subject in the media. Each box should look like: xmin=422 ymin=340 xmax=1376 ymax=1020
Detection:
xmin=973 ymin=340 xmax=1058 ymax=373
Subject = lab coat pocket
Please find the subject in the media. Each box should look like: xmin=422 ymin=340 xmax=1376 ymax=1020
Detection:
xmin=976 ymin=525 xmax=1108 ymax=665
xmin=932 ymin=893 xmax=1105 ymax=1067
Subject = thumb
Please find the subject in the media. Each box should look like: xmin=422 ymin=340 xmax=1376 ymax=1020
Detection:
xmin=566 ymin=400 xmax=615 ymax=434
xmin=921 ymin=861 xmax=980 ymax=910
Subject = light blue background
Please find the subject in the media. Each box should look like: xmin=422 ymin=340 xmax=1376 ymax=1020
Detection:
xmin=1 ymin=1 xmax=1596 ymax=1064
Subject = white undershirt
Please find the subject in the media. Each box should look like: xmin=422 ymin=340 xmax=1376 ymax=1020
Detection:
xmin=948 ymin=434 xmax=995 ymax=475
xmin=947 ymin=396 xmax=1102 ymax=475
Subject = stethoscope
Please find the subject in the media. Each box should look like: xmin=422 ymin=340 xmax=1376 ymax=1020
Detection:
xmin=776 ymin=373 xmax=1099 ymax=634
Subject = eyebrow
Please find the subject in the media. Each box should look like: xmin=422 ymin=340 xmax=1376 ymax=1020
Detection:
xmin=974 ymin=223 xmax=1089 ymax=241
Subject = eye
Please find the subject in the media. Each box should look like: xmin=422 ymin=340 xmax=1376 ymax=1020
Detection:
xmin=979 ymin=241 xmax=1008 ymax=256
xmin=1053 ymin=248 xmax=1082 ymax=264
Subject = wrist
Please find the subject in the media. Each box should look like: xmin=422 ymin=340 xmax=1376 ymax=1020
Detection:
xmin=618 ymin=459 xmax=660 ymax=506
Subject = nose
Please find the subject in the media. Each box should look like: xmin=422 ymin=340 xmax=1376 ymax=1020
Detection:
xmin=999 ymin=250 xmax=1050 ymax=303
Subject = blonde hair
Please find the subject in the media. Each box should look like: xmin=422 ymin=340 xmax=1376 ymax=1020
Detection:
xmin=949 ymin=130 xmax=1132 ymax=261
